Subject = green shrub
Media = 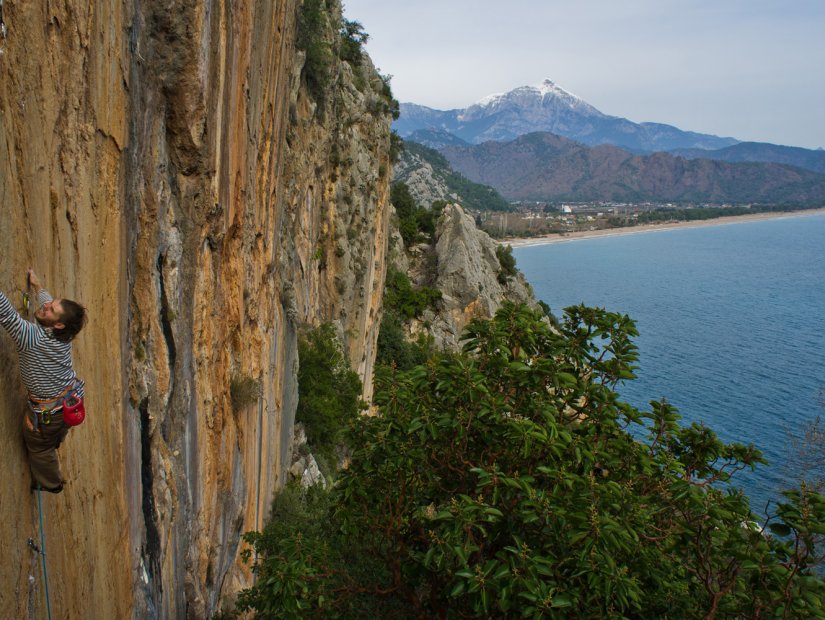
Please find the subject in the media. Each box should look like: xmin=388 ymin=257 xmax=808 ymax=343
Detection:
xmin=383 ymin=267 xmax=442 ymax=320
xmin=375 ymin=309 xmax=434 ymax=372
xmin=230 ymin=374 xmax=260 ymax=412
xmin=296 ymin=0 xmax=333 ymax=104
xmin=239 ymin=482 xmax=413 ymax=618
xmin=495 ymin=243 xmax=517 ymax=284
xmin=389 ymin=130 xmax=404 ymax=164
xmin=339 ymin=18 xmax=368 ymax=64
xmin=240 ymin=303 xmax=825 ymax=618
xmin=379 ymin=73 xmax=400 ymax=120
xmin=296 ymin=324 xmax=364 ymax=451
xmin=391 ymin=181 xmax=443 ymax=246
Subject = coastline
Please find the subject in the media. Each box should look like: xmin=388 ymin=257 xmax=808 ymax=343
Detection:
xmin=502 ymin=207 xmax=825 ymax=248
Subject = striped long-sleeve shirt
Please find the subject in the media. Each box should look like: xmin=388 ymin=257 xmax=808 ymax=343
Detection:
xmin=0 ymin=289 xmax=82 ymax=401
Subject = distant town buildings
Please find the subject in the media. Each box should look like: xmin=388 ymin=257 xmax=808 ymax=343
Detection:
xmin=478 ymin=201 xmax=755 ymax=238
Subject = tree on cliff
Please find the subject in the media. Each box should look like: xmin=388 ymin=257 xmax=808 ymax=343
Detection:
xmin=238 ymin=303 xmax=825 ymax=619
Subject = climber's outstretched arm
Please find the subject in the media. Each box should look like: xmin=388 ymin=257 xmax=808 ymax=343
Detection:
xmin=0 ymin=290 xmax=38 ymax=350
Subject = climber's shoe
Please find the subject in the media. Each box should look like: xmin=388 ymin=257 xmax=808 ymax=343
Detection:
xmin=31 ymin=483 xmax=63 ymax=494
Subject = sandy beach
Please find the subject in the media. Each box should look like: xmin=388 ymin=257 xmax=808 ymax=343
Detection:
xmin=503 ymin=207 xmax=825 ymax=248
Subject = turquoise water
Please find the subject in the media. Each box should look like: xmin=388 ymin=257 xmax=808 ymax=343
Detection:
xmin=513 ymin=214 xmax=825 ymax=513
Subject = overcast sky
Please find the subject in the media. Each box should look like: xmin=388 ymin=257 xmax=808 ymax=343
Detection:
xmin=343 ymin=0 xmax=825 ymax=149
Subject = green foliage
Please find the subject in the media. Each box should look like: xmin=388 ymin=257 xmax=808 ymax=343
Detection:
xmin=379 ymin=73 xmax=401 ymax=121
xmin=296 ymin=0 xmax=334 ymax=105
xmin=230 ymin=374 xmax=261 ymax=412
xmin=238 ymin=483 xmax=413 ymax=619
xmin=536 ymin=299 xmax=560 ymax=327
xmin=495 ymin=243 xmax=518 ymax=285
xmin=242 ymin=303 xmax=825 ymax=618
xmin=389 ymin=130 xmax=404 ymax=164
xmin=391 ymin=181 xmax=445 ymax=246
xmin=383 ymin=266 xmax=442 ymax=320
xmin=375 ymin=309 xmax=434 ymax=372
xmin=391 ymin=181 xmax=419 ymax=245
xmin=788 ymin=395 xmax=825 ymax=493
xmin=338 ymin=18 xmax=368 ymax=64
xmin=296 ymin=324 xmax=364 ymax=450
xmin=633 ymin=204 xmax=803 ymax=225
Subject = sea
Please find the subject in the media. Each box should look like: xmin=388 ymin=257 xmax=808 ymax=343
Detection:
xmin=513 ymin=213 xmax=825 ymax=514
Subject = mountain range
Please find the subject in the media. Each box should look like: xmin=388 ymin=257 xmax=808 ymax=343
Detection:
xmin=669 ymin=142 xmax=825 ymax=175
xmin=394 ymin=80 xmax=825 ymax=205
xmin=439 ymin=132 xmax=825 ymax=205
xmin=395 ymin=79 xmax=739 ymax=153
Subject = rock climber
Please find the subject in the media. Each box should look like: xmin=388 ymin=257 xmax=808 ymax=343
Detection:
xmin=0 ymin=269 xmax=87 ymax=493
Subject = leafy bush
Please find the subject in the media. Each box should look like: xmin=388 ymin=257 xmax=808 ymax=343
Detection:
xmin=389 ymin=130 xmax=404 ymax=164
xmin=391 ymin=181 xmax=445 ymax=246
xmin=390 ymin=181 xmax=418 ymax=245
xmin=238 ymin=483 xmax=412 ymax=618
xmin=383 ymin=267 xmax=442 ymax=320
xmin=241 ymin=303 xmax=825 ymax=618
xmin=379 ymin=73 xmax=400 ymax=121
xmin=296 ymin=324 xmax=363 ymax=451
xmin=296 ymin=0 xmax=333 ymax=104
xmin=375 ymin=309 xmax=434 ymax=372
xmin=495 ymin=243 xmax=517 ymax=284
xmin=230 ymin=374 xmax=260 ymax=412
xmin=338 ymin=18 xmax=368 ymax=64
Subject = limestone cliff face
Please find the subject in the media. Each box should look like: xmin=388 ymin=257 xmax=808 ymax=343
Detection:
xmin=0 ymin=1 xmax=391 ymax=617
xmin=399 ymin=204 xmax=538 ymax=349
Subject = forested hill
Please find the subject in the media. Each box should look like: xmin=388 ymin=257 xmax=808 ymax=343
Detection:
xmin=669 ymin=141 xmax=825 ymax=175
xmin=440 ymin=132 xmax=825 ymax=204
xmin=393 ymin=140 xmax=511 ymax=211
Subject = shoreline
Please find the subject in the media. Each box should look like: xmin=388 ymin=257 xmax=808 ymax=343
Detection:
xmin=502 ymin=207 xmax=825 ymax=248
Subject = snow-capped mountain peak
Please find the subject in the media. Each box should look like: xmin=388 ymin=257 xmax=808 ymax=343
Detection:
xmin=395 ymin=79 xmax=740 ymax=152
xmin=461 ymin=78 xmax=601 ymax=120
xmin=535 ymin=79 xmax=581 ymax=102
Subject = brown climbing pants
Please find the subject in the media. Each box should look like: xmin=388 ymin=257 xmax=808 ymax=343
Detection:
xmin=23 ymin=409 xmax=69 ymax=491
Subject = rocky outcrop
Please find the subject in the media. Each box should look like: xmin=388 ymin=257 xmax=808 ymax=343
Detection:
xmin=392 ymin=146 xmax=456 ymax=207
xmin=0 ymin=1 xmax=392 ymax=617
xmin=403 ymin=204 xmax=538 ymax=349
xmin=289 ymin=424 xmax=327 ymax=488
xmin=392 ymin=140 xmax=511 ymax=212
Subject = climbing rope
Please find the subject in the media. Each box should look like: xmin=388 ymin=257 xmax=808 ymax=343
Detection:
xmin=31 ymin=486 xmax=53 ymax=620
xmin=21 ymin=288 xmax=53 ymax=619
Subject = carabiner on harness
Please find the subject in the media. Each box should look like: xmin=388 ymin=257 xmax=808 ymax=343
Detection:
xmin=27 ymin=405 xmax=61 ymax=432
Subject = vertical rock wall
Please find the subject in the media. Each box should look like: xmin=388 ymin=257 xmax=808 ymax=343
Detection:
xmin=0 ymin=0 xmax=391 ymax=617
xmin=0 ymin=2 xmax=132 ymax=617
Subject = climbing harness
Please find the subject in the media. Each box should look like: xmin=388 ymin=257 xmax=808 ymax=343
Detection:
xmin=30 ymin=487 xmax=54 ymax=620
xmin=28 ymin=380 xmax=86 ymax=430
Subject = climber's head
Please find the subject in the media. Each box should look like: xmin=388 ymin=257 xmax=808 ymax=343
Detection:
xmin=36 ymin=298 xmax=87 ymax=342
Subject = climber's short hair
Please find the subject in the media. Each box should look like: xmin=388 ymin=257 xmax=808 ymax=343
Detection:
xmin=54 ymin=299 xmax=87 ymax=343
